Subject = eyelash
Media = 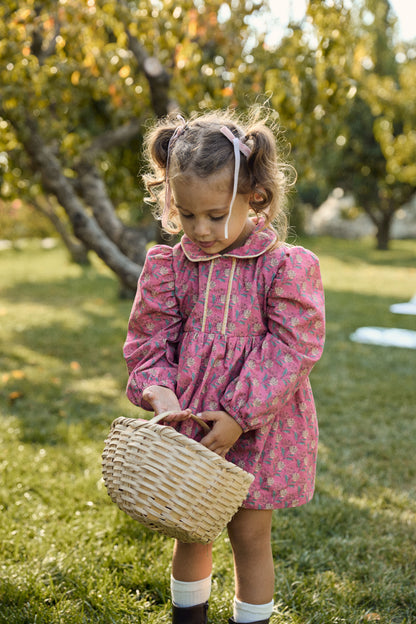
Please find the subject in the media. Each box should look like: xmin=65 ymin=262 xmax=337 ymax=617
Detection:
xmin=179 ymin=213 xmax=225 ymax=222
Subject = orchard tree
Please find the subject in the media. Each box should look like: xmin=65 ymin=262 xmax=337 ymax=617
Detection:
xmin=327 ymin=0 xmax=416 ymax=249
xmin=0 ymin=0 xmax=267 ymax=290
xmin=263 ymin=0 xmax=415 ymax=248
xmin=263 ymin=0 xmax=359 ymax=201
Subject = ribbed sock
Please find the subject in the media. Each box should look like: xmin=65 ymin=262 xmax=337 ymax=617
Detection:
xmin=233 ymin=596 xmax=274 ymax=623
xmin=170 ymin=574 xmax=212 ymax=608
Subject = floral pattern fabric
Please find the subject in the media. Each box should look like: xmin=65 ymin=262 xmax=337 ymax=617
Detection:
xmin=124 ymin=221 xmax=325 ymax=509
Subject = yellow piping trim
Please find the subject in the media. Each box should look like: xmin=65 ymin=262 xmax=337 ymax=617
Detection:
xmin=201 ymin=261 xmax=215 ymax=332
xmin=221 ymin=257 xmax=236 ymax=335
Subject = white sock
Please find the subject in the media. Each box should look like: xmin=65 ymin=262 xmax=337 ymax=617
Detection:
xmin=170 ymin=574 xmax=212 ymax=608
xmin=233 ymin=597 xmax=274 ymax=623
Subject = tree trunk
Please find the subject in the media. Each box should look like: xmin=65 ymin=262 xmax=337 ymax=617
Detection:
xmin=374 ymin=198 xmax=397 ymax=250
xmin=23 ymin=122 xmax=144 ymax=291
xmin=0 ymin=18 xmax=174 ymax=294
xmin=364 ymin=198 xmax=396 ymax=251
xmin=375 ymin=216 xmax=392 ymax=250
xmin=0 ymin=18 xmax=175 ymax=293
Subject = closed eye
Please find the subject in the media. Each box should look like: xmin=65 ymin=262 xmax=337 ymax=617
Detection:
xmin=178 ymin=212 xmax=226 ymax=222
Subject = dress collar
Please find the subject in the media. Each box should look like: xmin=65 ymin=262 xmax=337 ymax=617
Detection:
xmin=180 ymin=218 xmax=278 ymax=262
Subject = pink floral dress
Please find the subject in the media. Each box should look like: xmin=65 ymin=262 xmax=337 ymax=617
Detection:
xmin=124 ymin=221 xmax=325 ymax=509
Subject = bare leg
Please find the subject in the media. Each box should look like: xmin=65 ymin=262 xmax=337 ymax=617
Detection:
xmin=172 ymin=540 xmax=213 ymax=582
xmin=227 ymin=508 xmax=274 ymax=604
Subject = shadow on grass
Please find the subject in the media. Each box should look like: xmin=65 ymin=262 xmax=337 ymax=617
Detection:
xmin=2 ymin=267 xmax=125 ymax=306
xmin=1 ymin=273 xmax=136 ymax=446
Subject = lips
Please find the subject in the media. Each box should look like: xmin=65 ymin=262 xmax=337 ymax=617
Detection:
xmin=197 ymin=241 xmax=215 ymax=249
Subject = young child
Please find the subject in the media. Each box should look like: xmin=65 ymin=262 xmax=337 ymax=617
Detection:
xmin=123 ymin=109 xmax=325 ymax=624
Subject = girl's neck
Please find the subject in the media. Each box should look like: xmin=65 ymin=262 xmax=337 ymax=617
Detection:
xmin=220 ymin=218 xmax=255 ymax=254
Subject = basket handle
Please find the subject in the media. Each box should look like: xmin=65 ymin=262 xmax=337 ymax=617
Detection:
xmin=149 ymin=411 xmax=211 ymax=433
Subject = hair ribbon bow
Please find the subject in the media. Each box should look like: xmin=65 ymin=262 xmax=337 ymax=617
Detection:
xmin=220 ymin=126 xmax=251 ymax=239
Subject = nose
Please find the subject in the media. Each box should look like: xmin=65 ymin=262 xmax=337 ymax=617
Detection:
xmin=193 ymin=217 xmax=211 ymax=239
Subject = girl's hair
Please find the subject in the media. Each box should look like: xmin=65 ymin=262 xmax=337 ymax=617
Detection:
xmin=143 ymin=108 xmax=295 ymax=241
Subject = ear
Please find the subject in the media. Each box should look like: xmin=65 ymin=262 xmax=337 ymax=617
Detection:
xmin=251 ymin=187 xmax=267 ymax=204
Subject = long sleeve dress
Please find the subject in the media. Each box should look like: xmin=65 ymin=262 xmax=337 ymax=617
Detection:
xmin=123 ymin=221 xmax=325 ymax=509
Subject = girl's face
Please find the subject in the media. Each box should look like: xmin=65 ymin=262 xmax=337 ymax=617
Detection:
xmin=171 ymin=169 xmax=252 ymax=255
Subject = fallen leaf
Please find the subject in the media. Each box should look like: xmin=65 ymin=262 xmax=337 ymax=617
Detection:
xmin=364 ymin=614 xmax=381 ymax=622
xmin=8 ymin=391 xmax=23 ymax=403
xmin=11 ymin=370 xmax=25 ymax=379
xmin=70 ymin=361 xmax=81 ymax=370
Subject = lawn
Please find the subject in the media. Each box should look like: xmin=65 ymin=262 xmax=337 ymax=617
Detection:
xmin=0 ymin=237 xmax=415 ymax=624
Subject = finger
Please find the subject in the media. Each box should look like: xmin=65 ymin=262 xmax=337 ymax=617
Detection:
xmin=209 ymin=444 xmax=229 ymax=458
xmin=196 ymin=411 xmax=220 ymax=423
xmin=200 ymin=431 xmax=215 ymax=448
xmin=200 ymin=436 xmax=228 ymax=456
xmin=161 ymin=409 xmax=192 ymax=422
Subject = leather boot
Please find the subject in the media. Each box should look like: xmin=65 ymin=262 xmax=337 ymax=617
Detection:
xmin=172 ymin=601 xmax=208 ymax=623
xmin=228 ymin=619 xmax=270 ymax=624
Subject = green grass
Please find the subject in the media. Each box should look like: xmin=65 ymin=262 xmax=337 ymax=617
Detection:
xmin=1 ymin=237 xmax=415 ymax=624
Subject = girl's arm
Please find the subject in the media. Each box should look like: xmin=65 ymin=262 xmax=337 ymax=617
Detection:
xmin=220 ymin=247 xmax=325 ymax=432
xmin=123 ymin=246 xmax=183 ymax=411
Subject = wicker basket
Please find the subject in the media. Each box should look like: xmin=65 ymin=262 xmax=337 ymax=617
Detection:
xmin=102 ymin=413 xmax=254 ymax=543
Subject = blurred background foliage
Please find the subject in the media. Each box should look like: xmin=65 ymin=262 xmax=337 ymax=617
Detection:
xmin=0 ymin=0 xmax=415 ymax=288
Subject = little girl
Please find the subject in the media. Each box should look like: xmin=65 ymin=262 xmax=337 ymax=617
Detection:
xmin=123 ymin=109 xmax=325 ymax=624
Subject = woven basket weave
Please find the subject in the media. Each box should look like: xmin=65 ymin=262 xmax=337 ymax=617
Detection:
xmin=102 ymin=413 xmax=254 ymax=543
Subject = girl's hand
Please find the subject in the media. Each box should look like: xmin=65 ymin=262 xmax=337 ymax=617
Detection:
xmin=142 ymin=385 xmax=192 ymax=421
xmin=198 ymin=410 xmax=243 ymax=457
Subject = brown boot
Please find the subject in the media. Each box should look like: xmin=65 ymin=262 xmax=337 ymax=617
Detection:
xmin=228 ymin=619 xmax=270 ymax=624
xmin=172 ymin=601 xmax=208 ymax=623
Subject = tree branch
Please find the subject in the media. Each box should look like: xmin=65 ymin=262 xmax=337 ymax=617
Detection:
xmin=31 ymin=195 xmax=90 ymax=264
xmin=75 ymin=163 xmax=148 ymax=264
xmin=30 ymin=13 xmax=60 ymax=65
xmin=82 ymin=118 xmax=142 ymax=162
xmin=125 ymin=27 xmax=172 ymax=117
